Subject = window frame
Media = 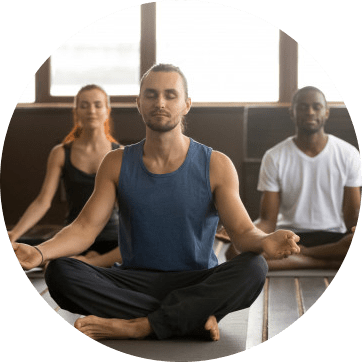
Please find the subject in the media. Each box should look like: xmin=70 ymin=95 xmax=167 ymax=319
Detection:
xmin=24 ymin=3 xmax=343 ymax=106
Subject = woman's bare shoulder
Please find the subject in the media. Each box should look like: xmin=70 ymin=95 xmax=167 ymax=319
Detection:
xmin=47 ymin=143 xmax=66 ymax=166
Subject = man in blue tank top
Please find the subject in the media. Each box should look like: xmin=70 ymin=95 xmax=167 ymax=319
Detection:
xmin=13 ymin=64 xmax=300 ymax=341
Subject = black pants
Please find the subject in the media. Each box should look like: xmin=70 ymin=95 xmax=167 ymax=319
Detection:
xmin=45 ymin=252 xmax=267 ymax=340
xmin=297 ymin=231 xmax=348 ymax=248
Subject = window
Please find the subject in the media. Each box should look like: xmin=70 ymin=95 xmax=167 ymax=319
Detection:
xmin=50 ymin=8 xmax=141 ymax=97
xmin=298 ymin=45 xmax=342 ymax=102
xmin=17 ymin=1 xmax=344 ymax=105
xmin=156 ymin=2 xmax=279 ymax=102
xmin=18 ymin=75 xmax=35 ymax=103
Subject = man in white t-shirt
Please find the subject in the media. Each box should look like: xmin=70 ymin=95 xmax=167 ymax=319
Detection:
xmin=221 ymin=86 xmax=361 ymax=269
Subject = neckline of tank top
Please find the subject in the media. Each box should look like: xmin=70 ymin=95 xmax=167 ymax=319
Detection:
xmin=65 ymin=142 xmax=120 ymax=177
xmin=138 ymin=138 xmax=194 ymax=178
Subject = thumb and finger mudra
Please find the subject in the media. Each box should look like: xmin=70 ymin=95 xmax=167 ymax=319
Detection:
xmin=270 ymin=230 xmax=300 ymax=258
xmin=285 ymin=231 xmax=300 ymax=253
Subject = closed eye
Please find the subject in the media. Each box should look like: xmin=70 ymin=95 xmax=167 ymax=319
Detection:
xmin=144 ymin=90 xmax=157 ymax=98
xmin=79 ymin=101 xmax=90 ymax=109
xmin=165 ymin=90 xmax=178 ymax=99
xmin=313 ymin=103 xmax=323 ymax=111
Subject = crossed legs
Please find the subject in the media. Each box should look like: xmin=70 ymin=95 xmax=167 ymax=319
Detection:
xmin=45 ymin=252 xmax=267 ymax=340
xmin=224 ymin=231 xmax=352 ymax=270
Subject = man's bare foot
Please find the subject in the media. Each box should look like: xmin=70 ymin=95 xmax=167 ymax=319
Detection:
xmin=204 ymin=315 xmax=220 ymax=341
xmin=74 ymin=315 xmax=153 ymax=340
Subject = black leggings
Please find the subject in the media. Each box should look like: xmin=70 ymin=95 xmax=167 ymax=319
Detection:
xmin=45 ymin=252 xmax=268 ymax=339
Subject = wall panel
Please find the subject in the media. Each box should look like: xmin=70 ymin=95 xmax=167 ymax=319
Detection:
xmin=1 ymin=105 xmax=357 ymax=228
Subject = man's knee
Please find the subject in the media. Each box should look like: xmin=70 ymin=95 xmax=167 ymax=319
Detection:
xmin=236 ymin=252 xmax=268 ymax=278
xmin=237 ymin=253 xmax=267 ymax=308
xmin=45 ymin=257 xmax=77 ymax=294
xmin=45 ymin=257 xmax=92 ymax=315
xmin=224 ymin=252 xmax=268 ymax=291
xmin=216 ymin=252 xmax=267 ymax=312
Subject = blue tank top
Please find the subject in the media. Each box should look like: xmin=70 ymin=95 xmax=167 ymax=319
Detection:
xmin=117 ymin=138 xmax=219 ymax=271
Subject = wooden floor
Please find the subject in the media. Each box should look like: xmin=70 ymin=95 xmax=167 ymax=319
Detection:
xmin=25 ymin=240 xmax=336 ymax=361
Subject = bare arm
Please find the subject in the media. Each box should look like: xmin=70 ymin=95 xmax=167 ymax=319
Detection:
xmin=8 ymin=145 xmax=65 ymax=242
xmin=342 ymin=186 xmax=361 ymax=231
xmin=254 ymin=191 xmax=280 ymax=233
xmin=13 ymin=149 xmax=123 ymax=270
xmin=210 ymin=151 xmax=299 ymax=258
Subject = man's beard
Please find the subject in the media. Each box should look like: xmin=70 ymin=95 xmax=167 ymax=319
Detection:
xmin=145 ymin=118 xmax=182 ymax=133
xmin=300 ymin=123 xmax=324 ymax=135
xmin=297 ymin=118 xmax=326 ymax=135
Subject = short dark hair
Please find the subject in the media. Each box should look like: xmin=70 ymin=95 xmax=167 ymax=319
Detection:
xmin=139 ymin=63 xmax=189 ymax=99
xmin=291 ymin=86 xmax=328 ymax=109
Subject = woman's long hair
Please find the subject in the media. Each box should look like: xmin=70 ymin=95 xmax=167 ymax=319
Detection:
xmin=62 ymin=84 xmax=118 ymax=144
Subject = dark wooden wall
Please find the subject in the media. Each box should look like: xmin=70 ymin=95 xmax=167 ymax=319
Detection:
xmin=1 ymin=105 xmax=358 ymax=227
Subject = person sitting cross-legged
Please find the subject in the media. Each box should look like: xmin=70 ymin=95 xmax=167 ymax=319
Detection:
xmin=222 ymin=86 xmax=361 ymax=270
xmin=13 ymin=64 xmax=300 ymax=341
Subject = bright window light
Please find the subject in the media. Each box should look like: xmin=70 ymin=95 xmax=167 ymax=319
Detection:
xmin=298 ymin=45 xmax=342 ymax=102
xmin=18 ymin=75 xmax=35 ymax=103
xmin=156 ymin=1 xmax=279 ymax=102
xmin=50 ymin=7 xmax=141 ymax=96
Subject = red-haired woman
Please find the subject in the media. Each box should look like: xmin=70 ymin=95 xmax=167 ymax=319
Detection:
xmin=8 ymin=85 xmax=122 ymax=267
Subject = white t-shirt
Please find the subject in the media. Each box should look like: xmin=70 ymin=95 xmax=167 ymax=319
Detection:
xmin=257 ymin=135 xmax=362 ymax=233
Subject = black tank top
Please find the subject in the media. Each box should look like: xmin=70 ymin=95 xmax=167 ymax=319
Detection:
xmin=62 ymin=142 xmax=120 ymax=241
